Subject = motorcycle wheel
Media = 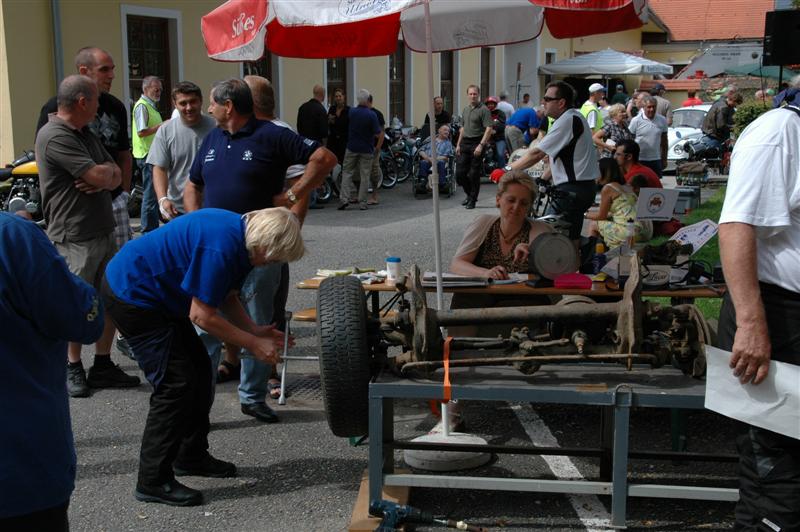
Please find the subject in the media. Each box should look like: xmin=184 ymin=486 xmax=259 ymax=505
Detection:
xmin=380 ymin=156 xmax=398 ymax=189
xmin=316 ymin=180 xmax=332 ymax=204
xmin=393 ymin=152 xmax=412 ymax=183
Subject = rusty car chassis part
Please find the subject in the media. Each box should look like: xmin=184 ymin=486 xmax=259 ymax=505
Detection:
xmin=382 ymin=257 xmax=709 ymax=378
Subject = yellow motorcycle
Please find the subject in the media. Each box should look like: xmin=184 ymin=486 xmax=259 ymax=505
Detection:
xmin=0 ymin=150 xmax=42 ymax=222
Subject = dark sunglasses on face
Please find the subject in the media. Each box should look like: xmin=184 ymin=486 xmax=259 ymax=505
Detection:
xmin=542 ymin=96 xmax=561 ymax=102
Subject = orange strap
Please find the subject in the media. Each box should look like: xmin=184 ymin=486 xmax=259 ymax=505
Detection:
xmin=442 ymin=336 xmax=452 ymax=402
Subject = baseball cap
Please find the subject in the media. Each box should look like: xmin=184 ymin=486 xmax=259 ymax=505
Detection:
xmin=616 ymin=84 xmax=624 ymax=89
xmin=588 ymin=83 xmax=606 ymax=93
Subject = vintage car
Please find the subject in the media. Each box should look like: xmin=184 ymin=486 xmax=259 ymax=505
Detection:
xmin=666 ymin=104 xmax=711 ymax=174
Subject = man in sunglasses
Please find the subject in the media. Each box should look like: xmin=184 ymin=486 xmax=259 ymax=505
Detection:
xmin=503 ymin=81 xmax=599 ymax=252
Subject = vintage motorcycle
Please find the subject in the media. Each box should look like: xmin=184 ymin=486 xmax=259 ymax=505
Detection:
xmin=0 ymin=151 xmax=43 ymax=222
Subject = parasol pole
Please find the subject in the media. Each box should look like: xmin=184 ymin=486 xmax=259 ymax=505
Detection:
xmin=423 ymin=0 xmax=444 ymax=312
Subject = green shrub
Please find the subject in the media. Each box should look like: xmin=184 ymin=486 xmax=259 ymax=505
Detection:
xmin=734 ymin=99 xmax=771 ymax=136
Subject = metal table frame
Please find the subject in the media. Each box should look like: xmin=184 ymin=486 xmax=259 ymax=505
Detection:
xmin=368 ymin=365 xmax=738 ymax=528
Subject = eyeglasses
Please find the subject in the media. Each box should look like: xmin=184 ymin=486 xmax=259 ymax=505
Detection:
xmin=542 ymin=96 xmax=561 ymax=102
xmin=613 ymin=152 xmax=629 ymax=158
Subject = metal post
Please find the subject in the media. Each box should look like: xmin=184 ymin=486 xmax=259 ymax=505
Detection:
xmin=611 ymin=389 xmax=632 ymax=528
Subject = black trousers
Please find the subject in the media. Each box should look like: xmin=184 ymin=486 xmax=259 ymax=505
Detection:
xmin=455 ymin=137 xmax=485 ymax=202
xmin=0 ymin=501 xmax=69 ymax=532
xmin=717 ymin=284 xmax=800 ymax=532
xmin=101 ymin=280 xmax=212 ymax=488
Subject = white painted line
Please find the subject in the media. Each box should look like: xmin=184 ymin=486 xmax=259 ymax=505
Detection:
xmin=511 ymin=403 xmax=612 ymax=531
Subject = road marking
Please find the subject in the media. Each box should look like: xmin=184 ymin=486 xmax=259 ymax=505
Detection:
xmin=511 ymin=403 xmax=612 ymax=531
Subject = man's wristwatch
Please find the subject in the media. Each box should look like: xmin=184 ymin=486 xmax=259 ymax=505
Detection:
xmin=286 ymin=188 xmax=298 ymax=206
xmin=503 ymin=165 xmax=512 ymax=172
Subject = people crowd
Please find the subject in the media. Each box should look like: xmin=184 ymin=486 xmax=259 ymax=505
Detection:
xmin=5 ymin=37 xmax=798 ymax=532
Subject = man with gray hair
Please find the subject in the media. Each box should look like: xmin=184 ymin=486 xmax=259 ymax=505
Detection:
xmin=36 ymin=74 xmax=140 ymax=398
xmin=132 ymin=75 xmax=167 ymax=233
xmin=627 ymin=94 xmax=668 ymax=178
xmin=338 ymin=88 xmax=381 ymax=210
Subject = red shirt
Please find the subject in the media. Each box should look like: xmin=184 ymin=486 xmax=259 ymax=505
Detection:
xmin=681 ymin=97 xmax=704 ymax=107
xmin=625 ymin=163 xmax=662 ymax=189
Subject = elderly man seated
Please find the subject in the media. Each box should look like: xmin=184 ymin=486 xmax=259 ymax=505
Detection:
xmin=417 ymin=124 xmax=454 ymax=188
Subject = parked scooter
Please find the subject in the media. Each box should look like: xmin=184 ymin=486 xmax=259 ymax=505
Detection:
xmin=0 ymin=150 xmax=43 ymax=223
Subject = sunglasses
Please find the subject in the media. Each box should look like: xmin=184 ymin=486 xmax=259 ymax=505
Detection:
xmin=542 ymin=96 xmax=561 ymax=102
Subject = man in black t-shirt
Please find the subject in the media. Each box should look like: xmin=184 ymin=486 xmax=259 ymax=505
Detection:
xmin=422 ymin=96 xmax=452 ymax=136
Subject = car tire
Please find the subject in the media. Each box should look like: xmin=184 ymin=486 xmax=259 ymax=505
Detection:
xmin=317 ymin=275 xmax=371 ymax=437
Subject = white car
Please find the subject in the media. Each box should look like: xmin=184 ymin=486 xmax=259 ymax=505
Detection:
xmin=666 ymin=104 xmax=711 ymax=173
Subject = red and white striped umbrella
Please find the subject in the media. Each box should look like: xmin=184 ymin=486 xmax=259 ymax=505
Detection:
xmin=201 ymin=0 xmax=648 ymax=304
xmin=202 ymin=0 xmax=647 ymax=61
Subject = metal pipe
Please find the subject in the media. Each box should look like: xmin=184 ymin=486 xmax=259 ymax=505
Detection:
xmin=50 ymin=0 xmax=64 ymax=87
xmin=401 ymin=353 xmax=656 ymax=372
xmin=434 ymin=302 xmax=620 ymax=326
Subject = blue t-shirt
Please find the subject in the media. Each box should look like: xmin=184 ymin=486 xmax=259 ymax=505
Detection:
xmin=507 ymin=107 xmax=540 ymax=131
xmin=104 ymin=209 xmax=253 ymax=317
xmin=189 ymin=117 xmax=320 ymax=214
xmin=346 ymin=105 xmax=381 ymax=154
xmin=0 ymin=213 xmax=103 ymax=518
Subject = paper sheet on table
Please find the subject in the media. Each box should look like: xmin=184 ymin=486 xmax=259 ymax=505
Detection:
xmin=670 ymin=219 xmax=718 ymax=255
xmin=704 ymin=345 xmax=800 ymax=439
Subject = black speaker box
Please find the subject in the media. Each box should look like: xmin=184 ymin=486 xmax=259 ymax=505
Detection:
xmin=763 ymin=10 xmax=800 ymax=66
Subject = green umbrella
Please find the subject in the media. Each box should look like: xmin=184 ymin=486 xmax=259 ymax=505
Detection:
xmin=724 ymin=63 xmax=799 ymax=79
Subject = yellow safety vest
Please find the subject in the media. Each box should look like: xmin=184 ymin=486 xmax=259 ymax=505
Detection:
xmin=132 ymin=97 xmax=163 ymax=159
xmin=580 ymin=100 xmax=604 ymax=133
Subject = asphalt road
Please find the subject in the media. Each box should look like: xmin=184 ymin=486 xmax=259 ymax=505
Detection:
xmin=68 ymin=179 xmax=739 ymax=531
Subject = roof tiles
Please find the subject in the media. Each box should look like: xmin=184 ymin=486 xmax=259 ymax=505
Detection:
xmin=648 ymin=0 xmax=774 ymax=41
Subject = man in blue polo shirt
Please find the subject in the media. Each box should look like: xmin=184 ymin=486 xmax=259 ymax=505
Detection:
xmin=185 ymin=78 xmax=335 ymax=424
xmin=102 ymin=207 xmax=305 ymax=507
xmin=338 ymin=88 xmax=381 ymax=210
xmin=505 ymin=106 xmax=541 ymax=152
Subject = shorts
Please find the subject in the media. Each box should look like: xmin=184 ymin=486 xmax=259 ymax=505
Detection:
xmin=547 ymin=180 xmax=597 ymax=240
xmin=112 ymin=191 xmax=132 ymax=249
xmin=55 ymin=233 xmax=116 ymax=289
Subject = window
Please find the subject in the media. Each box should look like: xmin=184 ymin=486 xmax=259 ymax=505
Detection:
xmin=127 ymin=15 xmax=172 ymax=117
xmin=327 ymin=58 xmax=347 ymax=106
xmin=440 ymin=51 xmax=454 ymax=113
xmin=389 ymin=41 xmax=405 ymax=124
xmin=480 ymin=48 xmax=491 ymax=98
xmin=544 ymin=50 xmax=557 ymax=87
xmin=243 ymin=52 xmax=273 ymax=80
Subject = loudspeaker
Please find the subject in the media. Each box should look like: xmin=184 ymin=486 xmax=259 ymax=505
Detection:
xmin=763 ymin=10 xmax=800 ymax=66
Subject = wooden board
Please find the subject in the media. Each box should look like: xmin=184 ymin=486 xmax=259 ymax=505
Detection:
xmin=349 ymin=469 xmax=410 ymax=532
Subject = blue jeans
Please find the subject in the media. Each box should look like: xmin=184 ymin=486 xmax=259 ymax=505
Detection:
xmin=494 ymin=139 xmax=507 ymax=167
xmin=136 ymin=158 xmax=159 ymax=233
xmin=418 ymin=159 xmax=447 ymax=185
xmin=238 ymin=263 xmax=283 ymax=405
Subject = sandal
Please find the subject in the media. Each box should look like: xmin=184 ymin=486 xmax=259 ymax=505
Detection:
xmin=268 ymin=379 xmax=282 ymax=400
xmin=216 ymin=360 xmax=241 ymax=383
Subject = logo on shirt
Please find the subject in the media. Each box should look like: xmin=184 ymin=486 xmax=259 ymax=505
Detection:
xmin=204 ymin=148 xmax=216 ymax=162
xmin=303 ymin=138 xmax=316 ymax=147
xmin=243 ymin=150 xmax=253 ymax=161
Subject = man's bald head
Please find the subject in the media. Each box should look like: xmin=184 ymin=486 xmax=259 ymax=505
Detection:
xmin=244 ymin=75 xmax=275 ymax=119
xmin=313 ymin=84 xmax=325 ymax=102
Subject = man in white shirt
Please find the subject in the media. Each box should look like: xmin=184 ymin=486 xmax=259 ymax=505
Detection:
xmin=627 ymin=94 xmax=668 ymax=178
xmin=716 ymin=99 xmax=800 ymax=532
xmin=148 ymin=81 xmax=215 ymax=220
xmin=505 ymin=81 xmax=599 ymax=247
xmin=580 ymin=82 xmax=605 ymax=133
xmin=497 ymin=91 xmax=515 ymax=120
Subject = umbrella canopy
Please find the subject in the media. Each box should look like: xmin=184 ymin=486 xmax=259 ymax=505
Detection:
xmin=537 ymin=48 xmax=672 ymax=76
xmin=724 ymin=63 xmax=799 ymax=79
xmin=202 ymin=0 xmax=648 ymax=61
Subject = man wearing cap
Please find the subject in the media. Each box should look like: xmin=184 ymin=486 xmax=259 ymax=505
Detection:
xmin=581 ymin=83 xmax=606 ymax=134
xmin=650 ymin=83 xmax=672 ymax=126
xmin=611 ymin=84 xmax=629 ymax=106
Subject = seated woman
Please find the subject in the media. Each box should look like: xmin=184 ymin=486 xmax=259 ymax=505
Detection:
xmin=449 ymin=170 xmax=553 ymax=336
xmin=585 ymin=158 xmax=652 ymax=249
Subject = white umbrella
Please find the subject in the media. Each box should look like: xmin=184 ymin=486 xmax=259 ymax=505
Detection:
xmin=538 ymin=48 xmax=672 ymax=76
